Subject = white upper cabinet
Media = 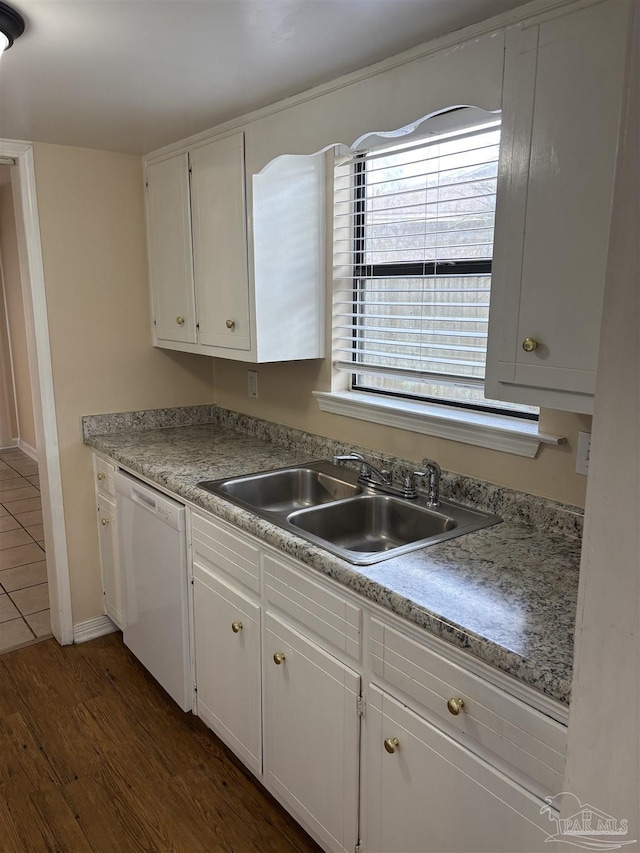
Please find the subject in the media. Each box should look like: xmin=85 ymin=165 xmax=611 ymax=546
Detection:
xmin=146 ymin=132 xmax=250 ymax=355
xmin=190 ymin=134 xmax=251 ymax=352
xmin=486 ymin=0 xmax=630 ymax=413
xmin=144 ymin=133 xmax=325 ymax=362
xmin=250 ymin=154 xmax=325 ymax=362
xmin=146 ymin=153 xmax=197 ymax=346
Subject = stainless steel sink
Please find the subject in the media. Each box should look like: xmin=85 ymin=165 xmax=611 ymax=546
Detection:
xmin=199 ymin=462 xmax=362 ymax=514
xmin=288 ymin=495 xmax=456 ymax=553
xmin=198 ymin=460 xmax=501 ymax=565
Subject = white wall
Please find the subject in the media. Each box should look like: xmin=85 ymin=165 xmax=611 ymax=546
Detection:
xmin=562 ymin=6 xmax=639 ymax=845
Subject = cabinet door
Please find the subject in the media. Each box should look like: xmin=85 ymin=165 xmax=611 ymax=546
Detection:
xmin=145 ymin=153 xmax=198 ymax=345
xmin=362 ymin=686 xmax=554 ymax=853
xmin=193 ymin=562 xmax=261 ymax=775
xmin=252 ymin=153 xmax=325 ymax=361
xmin=263 ymin=612 xmax=360 ymax=853
xmin=486 ymin=0 xmax=629 ymax=413
xmin=97 ymin=495 xmax=124 ymax=629
xmin=190 ymin=133 xmax=251 ymax=351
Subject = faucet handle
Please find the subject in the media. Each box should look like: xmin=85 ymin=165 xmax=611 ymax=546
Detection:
xmin=402 ymin=469 xmax=426 ymax=498
xmin=332 ymin=452 xmax=362 ymax=465
xmin=421 ymin=458 xmax=441 ymax=478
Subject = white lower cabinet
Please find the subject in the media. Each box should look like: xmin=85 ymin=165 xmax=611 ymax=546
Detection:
xmin=263 ymin=612 xmax=360 ymax=853
xmin=363 ymin=687 xmax=553 ymax=853
xmin=93 ymin=454 xmax=124 ymax=629
xmin=96 ymin=495 xmax=124 ymax=628
xmin=192 ymin=561 xmax=262 ymax=774
xmin=189 ymin=509 xmax=566 ymax=853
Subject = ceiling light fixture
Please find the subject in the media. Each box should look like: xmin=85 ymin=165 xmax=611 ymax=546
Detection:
xmin=0 ymin=1 xmax=24 ymax=53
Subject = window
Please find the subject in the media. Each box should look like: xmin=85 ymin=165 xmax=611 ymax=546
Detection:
xmin=333 ymin=108 xmax=536 ymax=418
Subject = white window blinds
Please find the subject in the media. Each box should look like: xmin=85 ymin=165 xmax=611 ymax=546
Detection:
xmin=333 ymin=115 xmax=503 ymax=408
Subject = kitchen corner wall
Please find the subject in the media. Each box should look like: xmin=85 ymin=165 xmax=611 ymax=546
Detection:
xmin=212 ymin=357 xmax=591 ymax=509
xmin=32 ymin=143 xmax=214 ymax=626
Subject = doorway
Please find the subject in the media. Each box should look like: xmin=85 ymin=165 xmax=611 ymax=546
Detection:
xmin=0 ymin=140 xmax=72 ymax=645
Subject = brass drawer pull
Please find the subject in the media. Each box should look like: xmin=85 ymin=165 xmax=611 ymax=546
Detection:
xmin=384 ymin=737 xmax=400 ymax=754
xmin=447 ymin=697 xmax=465 ymax=716
xmin=231 ymin=621 xmax=243 ymax=633
xmin=273 ymin=652 xmax=286 ymax=665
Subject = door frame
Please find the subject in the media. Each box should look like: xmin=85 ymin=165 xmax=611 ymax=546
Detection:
xmin=0 ymin=138 xmax=73 ymax=644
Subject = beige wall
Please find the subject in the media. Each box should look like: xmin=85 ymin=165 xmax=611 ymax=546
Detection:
xmin=0 ymin=181 xmax=36 ymax=449
xmin=32 ymin=143 xmax=214 ymax=625
xmin=0 ymin=185 xmax=18 ymax=445
xmin=213 ymin=356 xmax=591 ymax=508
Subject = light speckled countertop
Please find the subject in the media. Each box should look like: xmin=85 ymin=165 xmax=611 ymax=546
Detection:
xmin=84 ymin=411 xmax=582 ymax=706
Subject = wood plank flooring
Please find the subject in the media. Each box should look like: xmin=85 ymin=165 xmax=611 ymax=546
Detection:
xmin=0 ymin=634 xmax=323 ymax=853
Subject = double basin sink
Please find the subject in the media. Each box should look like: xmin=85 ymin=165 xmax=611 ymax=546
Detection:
xmin=198 ymin=460 xmax=501 ymax=565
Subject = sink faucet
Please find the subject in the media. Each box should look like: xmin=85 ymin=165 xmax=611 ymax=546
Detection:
xmin=333 ymin=452 xmax=441 ymax=505
xmin=420 ymin=458 xmax=441 ymax=508
xmin=401 ymin=458 xmax=441 ymax=506
xmin=332 ymin=452 xmax=392 ymax=488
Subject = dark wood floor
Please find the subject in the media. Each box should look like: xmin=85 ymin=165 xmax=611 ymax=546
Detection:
xmin=0 ymin=633 xmax=323 ymax=853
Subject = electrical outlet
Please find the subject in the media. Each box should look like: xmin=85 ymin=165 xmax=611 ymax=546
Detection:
xmin=248 ymin=370 xmax=258 ymax=399
xmin=576 ymin=431 xmax=591 ymax=476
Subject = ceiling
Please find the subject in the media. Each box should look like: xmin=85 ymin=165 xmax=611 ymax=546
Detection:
xmin=0 ymin=0 xmax=534 ymax=155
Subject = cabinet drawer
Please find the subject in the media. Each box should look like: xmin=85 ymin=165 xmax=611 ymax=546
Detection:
xmin=264 ymin=553 xmax=361 ymax=661
xmin=191 ymin=511 xmax=260 ymax=593
xmin=94 ymin=456 xmax=117 ymax=498
xmin=370 ymin=618 xmax=566 ymax=796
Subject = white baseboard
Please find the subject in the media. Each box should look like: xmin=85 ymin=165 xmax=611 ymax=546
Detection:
xmin=17 ymin=439 xmax=38 ymax=461
xmin=73 ymin=614 xmax=118 ymax=644
xmin=0 ymin=439 xmax=39 ymax=460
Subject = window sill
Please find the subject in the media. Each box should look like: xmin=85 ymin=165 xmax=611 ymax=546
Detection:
xmin=313 ymin=391 xmax=564 ymax=458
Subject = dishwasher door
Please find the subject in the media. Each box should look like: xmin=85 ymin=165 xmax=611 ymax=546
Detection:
xmin=115 ymin=470 xmax=191 ymax=711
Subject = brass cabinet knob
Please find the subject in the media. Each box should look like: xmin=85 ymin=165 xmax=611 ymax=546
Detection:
xmin=225 ymin=319 xmax=236 ymax=330
xmin=231 ymin=621 xmax=243 ymax=633
xmin=176 ymin=315 xmax=185 ymax=326
xmin=384 ymin=737 xmax=400 ymax=754
xmin=97 ymin=472 xmax=105 ymax=481
xmin=101 ymin=517 xmax=110 ymax=526
xmin=447 ymin=697 xmax=465 ymax=716
xmin=273 ymin=652 xmax=286 ymax=665
xmin=522 ymin=337 xmax=539 ymax=353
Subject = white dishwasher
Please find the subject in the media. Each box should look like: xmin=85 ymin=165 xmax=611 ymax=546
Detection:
xmin=115 ymin=470 xmax=191 ymax=711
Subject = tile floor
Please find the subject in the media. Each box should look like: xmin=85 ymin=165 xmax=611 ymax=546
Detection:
xmin=0 ymin=447 xmax=50 ymax=655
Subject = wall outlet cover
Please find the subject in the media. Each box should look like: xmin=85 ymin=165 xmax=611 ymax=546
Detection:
xmin=248 ymin=370 xmax=258 ymax=399
xmin=576 ymin=431 xmax=591 ymax=476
